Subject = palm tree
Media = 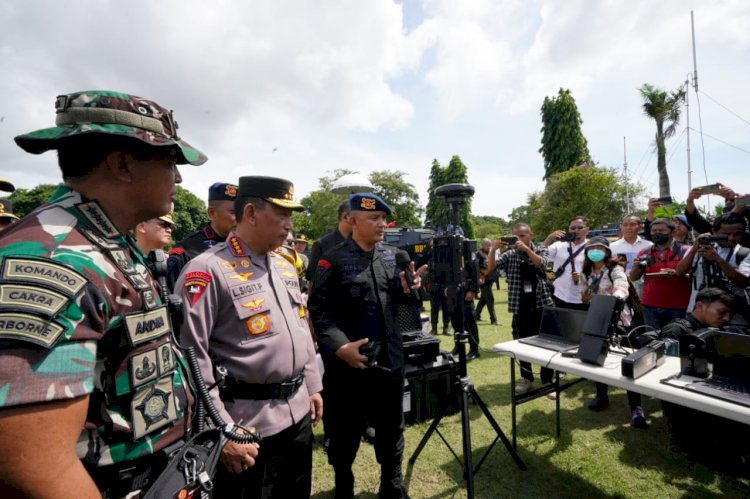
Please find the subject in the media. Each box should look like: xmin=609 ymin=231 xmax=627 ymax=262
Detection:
xmin=639 ymin=83 xmax=686 ymax=197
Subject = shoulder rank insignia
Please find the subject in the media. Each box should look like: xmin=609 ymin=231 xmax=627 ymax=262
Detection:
xmin=228 ymin=236 xmax=245 ymax=256
xmin=76 ymin=201 xmax=120 ymax=239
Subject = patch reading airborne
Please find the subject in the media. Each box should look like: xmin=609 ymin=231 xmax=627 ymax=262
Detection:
xmin=0 ymin=312 xmax=65 ymax=348
xmin=124 ymin=306 xmax=171 ymax=346
xmin=0 ymin=283 xmax=70 ymax=316
xmin=1 ymin=257 xmax=86 ymax=296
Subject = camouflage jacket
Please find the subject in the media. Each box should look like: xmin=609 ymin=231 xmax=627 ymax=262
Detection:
xmin=0 ymin=185 xmax=193 ymax=468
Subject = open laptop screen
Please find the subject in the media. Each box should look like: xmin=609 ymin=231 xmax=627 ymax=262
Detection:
xmin=538 ymin=307 xmax=588 ymax=342
xmin=711 ymin=332 xmax=750 ymax=386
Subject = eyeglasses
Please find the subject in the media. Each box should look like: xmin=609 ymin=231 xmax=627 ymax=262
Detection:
xmin=569 ymin=225 xmax=587 ymax=230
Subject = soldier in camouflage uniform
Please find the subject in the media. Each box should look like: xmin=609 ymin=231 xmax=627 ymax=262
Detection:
xmin=167 ymin=182 xmax=238 ymax=289
xmin=0 ymin=90 xmax=215 ymax=498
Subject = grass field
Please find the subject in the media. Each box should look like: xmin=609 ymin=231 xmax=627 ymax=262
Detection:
xmin=309 ymin=284 xmax=750 ymax=498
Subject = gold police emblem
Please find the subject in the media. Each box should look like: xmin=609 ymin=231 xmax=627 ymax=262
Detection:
xmin=246 ymin=314 xmax=270 ymax=335
xmin=225 ymin=185 xmax=238 ymax=198
xmin=361 ymin=198 xmax=377 ymax=210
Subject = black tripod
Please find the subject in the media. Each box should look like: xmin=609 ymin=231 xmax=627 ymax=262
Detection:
xmin=408 ymin=283 xmax=526 ymax=499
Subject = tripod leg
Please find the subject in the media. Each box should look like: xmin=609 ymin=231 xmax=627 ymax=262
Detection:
xmin=459 ymin=382 xmax=475 ymax=499
xmin=408 ymin=414 xmax=443 ymax=465
xmin=468 ymin=386 xmax=527 ymax=471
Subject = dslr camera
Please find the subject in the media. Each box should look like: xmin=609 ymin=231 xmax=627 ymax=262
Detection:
xmin=637 ymin=254 xmax=655 ymax=268
xmin=698 ymin=235 xmax=728 ymax=245
xmin=558 ymin=232 xmax=577 ymax=242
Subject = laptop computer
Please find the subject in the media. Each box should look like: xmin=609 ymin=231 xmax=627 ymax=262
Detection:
xmin=518 ymin=306 xmax=588 ymax=352
xmin=684 ymin=331 xmax=750 ymax=408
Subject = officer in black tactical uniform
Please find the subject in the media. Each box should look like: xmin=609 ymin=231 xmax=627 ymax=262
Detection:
xmin=167 ymin=181 xmax=237 ymax=289
xmin=308 ymin=193 xmax=426 ymax=499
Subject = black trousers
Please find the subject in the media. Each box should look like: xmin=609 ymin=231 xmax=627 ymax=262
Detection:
xmin=324 ymin=361 xmax=406 ymax=499
xmin=475 ymin=282 xmax=497 ymax=322
xmin=212 ymin=414 xmax=313 ymax=499
xmin=511 ymin=308 xmax=553 ymax=383
xmin=450 ymin=299 xmax=480 ymax=354
xmin=429 ymin=285 xmax=449 ymax=328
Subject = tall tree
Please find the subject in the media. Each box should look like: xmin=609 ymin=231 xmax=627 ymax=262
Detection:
xmin=368 ymin=170 xmax=423 ymax=228
xmin=508 ymin=165 xmax=645 ymax=238
xmin=294 ymin=169 xmax=354 ymax=240
xmin=639 ymin=83 xmax=685 ymax=197
xmin=295 ymin=169 xmax=424 ymax=240
xmin=539 ymin=88 xmax=591 ymax=180
xmin=424 ymin=156 xmax=475 ymax=238
xmin=8 ymin=184 xmax=58 ymax=217
xmin=425 ymin=159 xmax=445 ymax=229
xmin=171 ymin=186 xmax=208 ymax=242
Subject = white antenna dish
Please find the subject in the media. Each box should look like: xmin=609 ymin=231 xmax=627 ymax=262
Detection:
xmin=331 ymin=173 xmax=373 ymax=195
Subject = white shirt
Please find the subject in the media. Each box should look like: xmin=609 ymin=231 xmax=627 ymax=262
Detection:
xmin=610 ymin=236 xmax=653 ymax=297
xmin=610 ymin=236 xmax=653 ymax=272
xmin=547 ymin=240 xmax=588 ymax=304
xmin=686 ymin=243 xmax=750 ymax=325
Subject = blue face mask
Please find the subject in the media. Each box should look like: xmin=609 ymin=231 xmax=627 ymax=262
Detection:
xmin=587 ymin=249 xmax=607 ymax=262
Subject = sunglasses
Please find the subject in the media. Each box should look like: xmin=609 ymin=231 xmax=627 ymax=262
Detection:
xmin=156 ymin=220 xmax=173 ymax=229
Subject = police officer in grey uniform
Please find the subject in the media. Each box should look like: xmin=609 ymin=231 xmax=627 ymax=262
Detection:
xmin=177 ymin=175 xmax=323 ymax=499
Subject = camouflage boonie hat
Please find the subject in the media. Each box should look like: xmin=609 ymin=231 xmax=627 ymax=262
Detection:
xmin=14 ymin=90 xmax=207 ymax=166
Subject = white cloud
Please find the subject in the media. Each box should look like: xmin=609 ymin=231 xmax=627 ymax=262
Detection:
xmin=1 ymin=0 xmax=747 ymax=226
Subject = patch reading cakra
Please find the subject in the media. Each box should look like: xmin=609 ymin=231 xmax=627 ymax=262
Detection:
xmin=0 ymin=283 xmax=70 ymax=316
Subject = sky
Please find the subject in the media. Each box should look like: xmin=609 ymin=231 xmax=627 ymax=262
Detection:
xmin=1 ymin=0 xmax=748 ymax=223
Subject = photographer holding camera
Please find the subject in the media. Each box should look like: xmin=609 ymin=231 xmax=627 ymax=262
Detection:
xmin=675 ymin=212 xmax=750 ymax=326
xmin=629 ymin=218 xmax=691 ymax=329
xmin=542 ymin=216 xmax=590 ymax=310
xmin=486 ymin=223 xmax=555 ymax=395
